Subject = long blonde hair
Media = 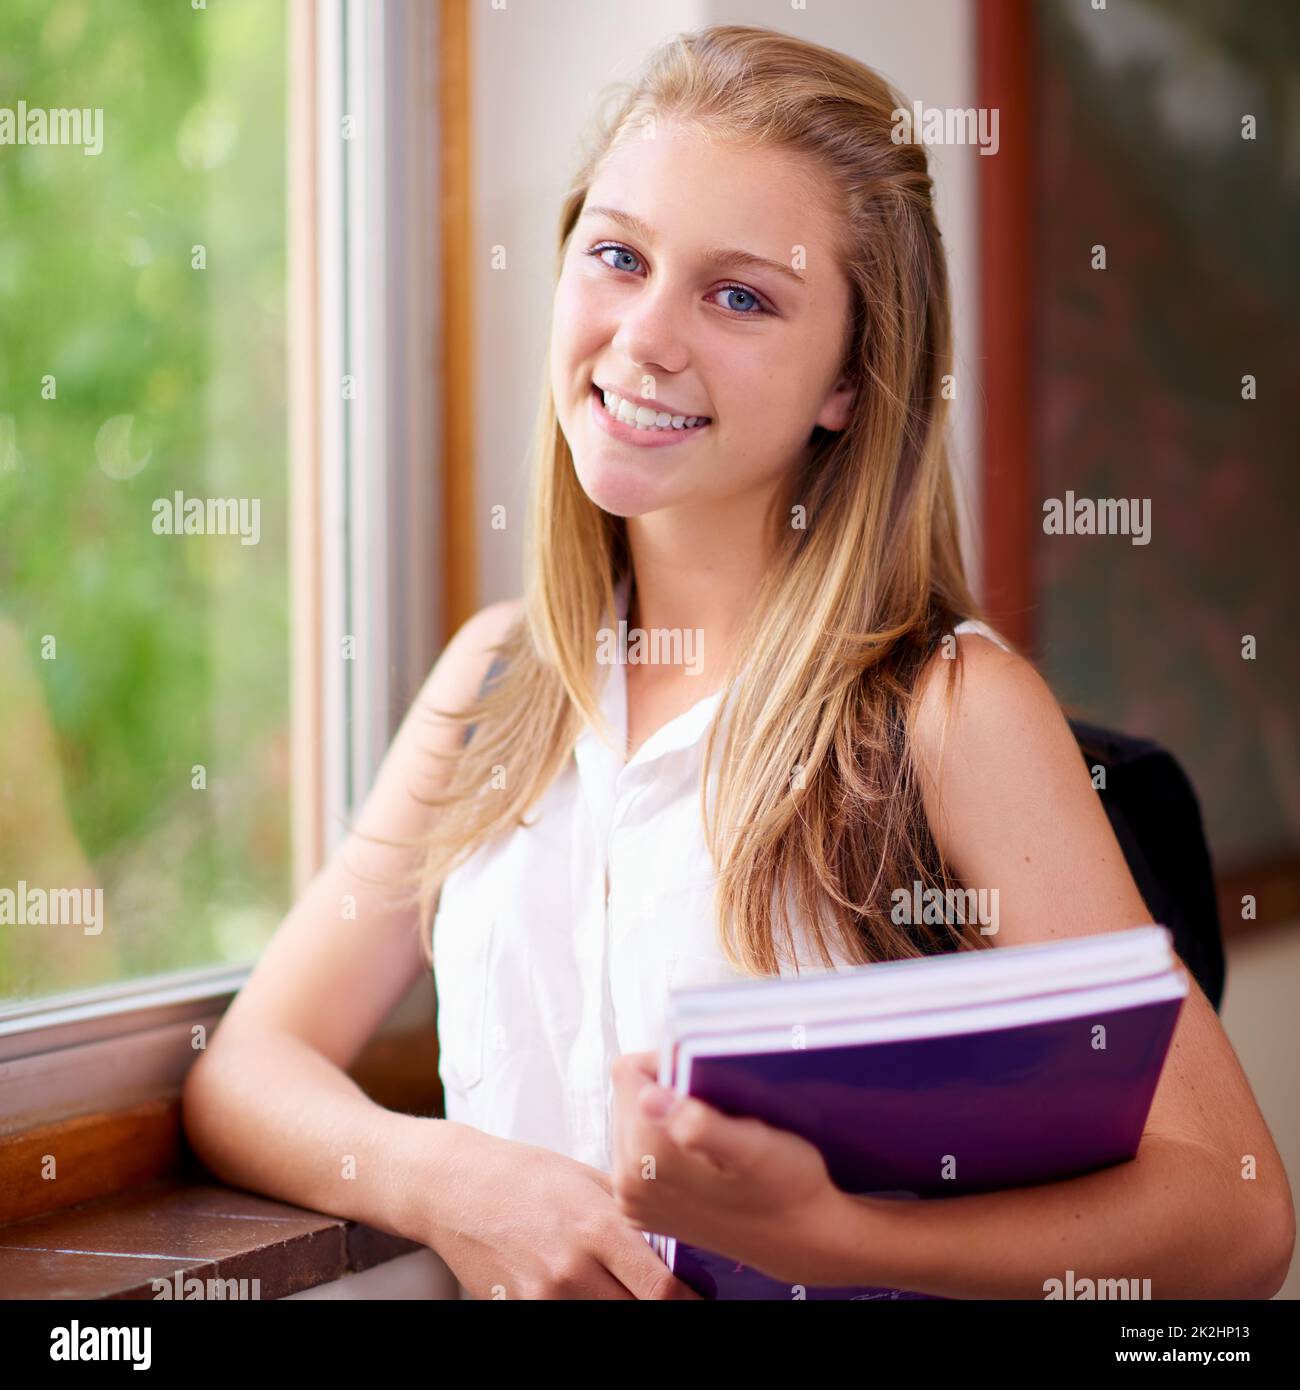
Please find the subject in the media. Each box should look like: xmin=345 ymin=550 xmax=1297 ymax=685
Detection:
xmin=412 ymin=24 xmax=991 ymax=975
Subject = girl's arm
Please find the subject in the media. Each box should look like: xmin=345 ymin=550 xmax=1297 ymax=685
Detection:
xmin=612 ymin=633 xmax=1294 ymax=1298
xmin=184 ymin=599 xmax=693 ymax=1299
xmin=181 ymin=600 xmax=522 ymax=1243
xmin=878 ymin=632 xmax=1293 ymax=1297
xmin=811 ymin=1098 xmax=1285 ymax=1297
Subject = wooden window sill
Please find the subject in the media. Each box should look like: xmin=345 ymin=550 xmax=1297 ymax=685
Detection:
xmin=0 ymin=1024 xmax=442 ymax=1298
xmin=0 ymin=1177 xmax=422 ymax=1300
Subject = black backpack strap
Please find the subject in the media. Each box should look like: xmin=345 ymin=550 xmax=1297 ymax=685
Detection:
xmin=1069 ymin=719 xmax=1225 ymax=1010
xmin=460 ymin=653 xmax=508 ymax=748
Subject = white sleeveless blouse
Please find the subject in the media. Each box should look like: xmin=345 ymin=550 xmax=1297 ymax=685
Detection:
xmin=431 ymin=577 xmax=1010 ymax=1173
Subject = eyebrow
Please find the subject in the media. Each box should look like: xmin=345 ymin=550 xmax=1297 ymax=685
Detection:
xmin=580 ymin=205 xmax=807 ymax=287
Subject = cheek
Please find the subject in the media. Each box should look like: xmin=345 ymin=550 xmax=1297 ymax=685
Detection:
xmin=549 ymin=280 xmax=594 ymax=412
xmin=552 ymin=270 xmax=603 ymax=349
xmin=724 ymin=365 xmax=813 ymax=456
xmin=549 ymin=282 xmax=576 ymax=362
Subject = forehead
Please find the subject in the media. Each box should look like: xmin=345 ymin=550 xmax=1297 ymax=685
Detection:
xmin=583 ymin=123 xmax=843 ymax=269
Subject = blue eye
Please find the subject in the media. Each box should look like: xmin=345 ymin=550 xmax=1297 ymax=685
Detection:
xmin=583 ymin=242 xmax=772 ymax=317
xmin=713 ymin=285 xmax=762 ymax=314
xmin=592 ymin=243 xmax=642 ymax=274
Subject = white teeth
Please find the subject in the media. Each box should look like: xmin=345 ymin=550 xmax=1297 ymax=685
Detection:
xmin=598 ymin=385 xmax=708 ymax=431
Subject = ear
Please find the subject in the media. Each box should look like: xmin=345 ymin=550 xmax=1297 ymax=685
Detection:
xmin=815 ymin=374 xmax=856 ymax=433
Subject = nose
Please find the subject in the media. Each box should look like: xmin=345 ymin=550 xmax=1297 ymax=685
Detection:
xmin=609 ymin=276 xmax=690 ymax=379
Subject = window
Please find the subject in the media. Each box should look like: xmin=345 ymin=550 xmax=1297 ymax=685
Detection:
xmin=0 ymin=0 xmax=445 ymax=1128
xmin=0 ymin=0 xmax=291 ymax=1005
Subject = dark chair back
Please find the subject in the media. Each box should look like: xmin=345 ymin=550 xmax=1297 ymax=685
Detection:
xmin=1070 ymin=719 xmax=1225 ymax=1011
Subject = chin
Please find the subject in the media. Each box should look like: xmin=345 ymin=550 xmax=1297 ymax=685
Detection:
xmin=572 ymin=454 xmax=676 ymax=518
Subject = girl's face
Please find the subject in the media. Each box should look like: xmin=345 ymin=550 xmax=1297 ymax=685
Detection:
xmin=550 ymin=121 xmax=856 ymax=519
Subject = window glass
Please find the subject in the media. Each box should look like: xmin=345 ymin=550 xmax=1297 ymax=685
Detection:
xmin=0 ymin=0 xmax=290 ymax=1003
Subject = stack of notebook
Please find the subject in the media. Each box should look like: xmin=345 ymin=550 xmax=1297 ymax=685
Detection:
xmin=651 ymin=925 xmax=1188 ymax=1299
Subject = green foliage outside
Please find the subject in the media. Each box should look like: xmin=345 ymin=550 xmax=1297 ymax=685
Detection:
xmin=0 ymin=0 xmax=290 ymax=1002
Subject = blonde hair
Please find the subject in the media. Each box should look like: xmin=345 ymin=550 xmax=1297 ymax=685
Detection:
xmin=411 ymin=24 xmax=992 ymax=975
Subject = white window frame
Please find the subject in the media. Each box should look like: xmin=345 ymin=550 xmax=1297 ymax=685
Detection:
xmin=0 ymin=0 xmax=443 ymax=1127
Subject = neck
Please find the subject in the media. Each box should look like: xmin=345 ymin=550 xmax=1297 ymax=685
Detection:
xmin=624 ymin=491 xmax=777 ymax=686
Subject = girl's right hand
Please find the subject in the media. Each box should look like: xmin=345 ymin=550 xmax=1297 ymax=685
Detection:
xmin=426 ymin=1127 xmax=704 ymax=1299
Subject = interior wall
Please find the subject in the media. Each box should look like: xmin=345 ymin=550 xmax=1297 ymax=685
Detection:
xmin=471 ymin=0 xmax=703 ymax=607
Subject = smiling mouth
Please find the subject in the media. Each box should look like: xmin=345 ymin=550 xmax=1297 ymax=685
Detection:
xmin=591 ymin=382 xmax=712 ymax=432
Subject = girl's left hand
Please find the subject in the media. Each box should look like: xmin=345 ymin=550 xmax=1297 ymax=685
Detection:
xmin=609 ymin=1050 xmax=852 ymax=1287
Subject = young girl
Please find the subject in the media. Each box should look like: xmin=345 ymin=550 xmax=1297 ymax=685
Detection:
xmin=183 ymin=25 xmax=1293 ymax=1300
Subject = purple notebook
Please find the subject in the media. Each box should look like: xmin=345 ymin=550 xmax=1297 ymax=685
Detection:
xmin=653 ymin=925 xmax=1187 ymax=1300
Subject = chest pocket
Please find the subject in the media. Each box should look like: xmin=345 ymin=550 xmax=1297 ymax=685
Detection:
xmin=432 ymin=906 xmax=495 ymax=1093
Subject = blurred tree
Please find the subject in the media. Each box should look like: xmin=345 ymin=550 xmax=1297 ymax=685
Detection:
xmin=0 ymin=0 xmax=289 ymax=1000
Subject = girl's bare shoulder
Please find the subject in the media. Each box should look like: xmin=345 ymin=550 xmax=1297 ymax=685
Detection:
xmin=416 ymin=597 xmax=525 ymax=725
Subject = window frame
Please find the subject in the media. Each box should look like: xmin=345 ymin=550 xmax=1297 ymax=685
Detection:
xmin=0 ymin=0 xmax=445 ymax=1132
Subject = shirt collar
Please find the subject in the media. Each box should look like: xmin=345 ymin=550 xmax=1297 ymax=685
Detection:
xmin=574 ymin=572 xmax=730 ymax=780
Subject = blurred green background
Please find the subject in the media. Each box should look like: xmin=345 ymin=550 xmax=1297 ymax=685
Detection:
xmin=0 ymin=0 xmax=290 ymax=1002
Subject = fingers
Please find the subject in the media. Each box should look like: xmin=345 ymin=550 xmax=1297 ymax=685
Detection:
xmin=576 ymin=1159 xmax=697 ymax=1299
xmin=611 ymin=1053 xmax=677 ymax=1184
xmin=577 ymin=1265 xmax=640 ymax=1299
xmin=665 ymin=1274 xmax=706 ymax=1300
xmin=519 ymin=1261 xmax=639 ymax=1299
xmin=612 ymin=1049 xmax=661 ymax=1084
xmin=600 ymin=1218 xmax=702 ymax=1300
xmin=665 ymin=1098 xmax=768 ymax=1174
